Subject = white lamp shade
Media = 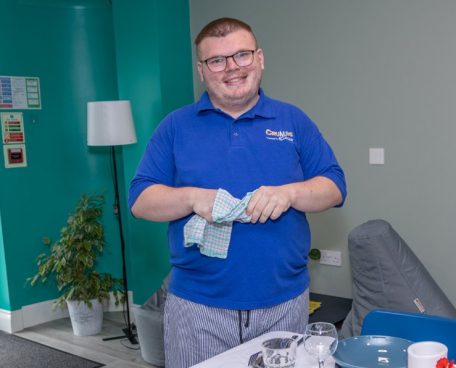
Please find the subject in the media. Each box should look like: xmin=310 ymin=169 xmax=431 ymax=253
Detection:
xmin=87 ymin=100 xmax=137 ymax=146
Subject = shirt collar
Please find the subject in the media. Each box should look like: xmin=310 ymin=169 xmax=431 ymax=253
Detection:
xmin=196 ymin=88 xmax=275 ymax=119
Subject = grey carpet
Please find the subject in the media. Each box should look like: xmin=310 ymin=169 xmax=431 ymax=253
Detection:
xmin=0 ymin=330 xmax=104 ymax=368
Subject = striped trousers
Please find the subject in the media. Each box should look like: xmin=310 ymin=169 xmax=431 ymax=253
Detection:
xmin=163 ymin=289 xmax=309 ymax=368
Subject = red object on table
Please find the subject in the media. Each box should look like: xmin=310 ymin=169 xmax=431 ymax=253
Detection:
xmin=436 ymin=358 xmax=455 ymax=368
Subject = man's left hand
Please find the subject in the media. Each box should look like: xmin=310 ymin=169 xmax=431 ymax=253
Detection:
xmin=246 ymin=185 xmax=292 ymax=223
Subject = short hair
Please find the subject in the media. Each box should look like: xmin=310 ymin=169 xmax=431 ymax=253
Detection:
xmin=194 ymin=17 xmax=257 ymax=48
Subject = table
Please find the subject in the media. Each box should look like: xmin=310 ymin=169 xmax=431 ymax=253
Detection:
xmin=309 ymin=293 xmax=352 ymax=327
xmin=191 ymin=330 xmax=336 ymax=368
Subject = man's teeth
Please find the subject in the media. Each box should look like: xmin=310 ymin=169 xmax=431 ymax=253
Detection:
xmin=226 ymin=77 xmax=244 ymax=83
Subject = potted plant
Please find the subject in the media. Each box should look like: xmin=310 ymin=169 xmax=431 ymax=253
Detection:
xmin=309 ymin=248 xmax=321 ymax=261
xmin=27 ymin=193 xmax=124 ymax=336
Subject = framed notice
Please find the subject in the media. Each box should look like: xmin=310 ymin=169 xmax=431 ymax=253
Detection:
xmin=3 ymin=143 xmax=27 ymax=168
xmin=2 ymin=112 xmax=25 ymax=144
xmin=0 ymin=76 xmax=41 ymax=109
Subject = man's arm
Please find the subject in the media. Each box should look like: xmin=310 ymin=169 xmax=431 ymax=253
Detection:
xmin=131 ymin=184 xmax=218 ymax=222
xmin=246 ymin=176 xmax=343 ymax=224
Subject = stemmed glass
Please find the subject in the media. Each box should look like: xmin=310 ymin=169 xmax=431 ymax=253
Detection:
xmin=303 ymin=322 xmax=338 ymax=368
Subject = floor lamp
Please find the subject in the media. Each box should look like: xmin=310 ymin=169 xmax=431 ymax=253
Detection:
xmin=87 ymin=100 xmax=138 ymax=344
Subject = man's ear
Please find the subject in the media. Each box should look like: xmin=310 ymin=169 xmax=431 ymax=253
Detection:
xmin=197 ymin=62 xmax=204 ymax=82
xmin=257 ymin=48 xmax=265 ymax=70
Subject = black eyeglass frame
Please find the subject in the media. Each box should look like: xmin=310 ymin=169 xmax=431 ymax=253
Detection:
xmin=201 ymin=49 xmax=257 ymax=72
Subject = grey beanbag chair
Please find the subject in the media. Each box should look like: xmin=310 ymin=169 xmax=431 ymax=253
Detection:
xmin=340 ymin=219 xmax=456 ymax=338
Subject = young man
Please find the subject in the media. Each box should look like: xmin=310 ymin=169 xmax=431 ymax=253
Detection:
xmin=129 ymin=17 xmax=346 ymax=368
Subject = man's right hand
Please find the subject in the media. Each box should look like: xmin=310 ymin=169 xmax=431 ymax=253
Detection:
xmin=190 ymin=188 xmax=218 ymax=222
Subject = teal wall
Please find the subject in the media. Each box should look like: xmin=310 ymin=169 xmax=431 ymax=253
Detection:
xmin=0 ymin=0 xmax=193 ymax=312
xmin=0 ymin=210 xmax=10 ymax=310
xmin=112 ymin=0 xmax=194 ymax=303
xmin=0 ymin=0 xmax=121 ymax=311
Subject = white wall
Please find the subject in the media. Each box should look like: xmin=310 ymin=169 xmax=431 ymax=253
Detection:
xmin=189 ymin=0 xmax=456 ymax=304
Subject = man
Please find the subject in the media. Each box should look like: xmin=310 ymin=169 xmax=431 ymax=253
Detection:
xmin=129 ymin=17 xmax=346 ymax=367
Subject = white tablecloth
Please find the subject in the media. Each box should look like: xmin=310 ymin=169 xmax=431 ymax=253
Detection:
xmin=191 ymin=330 xmax=336 ymax=368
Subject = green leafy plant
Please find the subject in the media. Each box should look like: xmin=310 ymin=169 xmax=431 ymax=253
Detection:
xmin=27 ymin=193 xmax=124 ymax=309
xmin=308 ymin=248 xmax=321 ymax=261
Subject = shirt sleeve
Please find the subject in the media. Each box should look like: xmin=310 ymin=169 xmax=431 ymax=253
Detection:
xmin=128 ymin=113 xmax=175 ymax=210
xmin=297 ymin=113 xmax=347 ymax=207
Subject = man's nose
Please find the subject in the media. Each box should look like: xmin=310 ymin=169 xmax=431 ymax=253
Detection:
xmin=225 ymin=56 xmax=239 ymax=70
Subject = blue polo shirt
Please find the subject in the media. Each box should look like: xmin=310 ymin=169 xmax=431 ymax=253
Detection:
xmin=129 ymin=89 xmax=346 ymax=310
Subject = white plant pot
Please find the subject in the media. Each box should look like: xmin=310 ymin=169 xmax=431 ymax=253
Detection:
xmin=66 ymin=298 xmax=103 ymax=336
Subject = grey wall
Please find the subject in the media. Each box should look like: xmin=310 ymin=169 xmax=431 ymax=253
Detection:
xmin=189 ymin=0 xmax=456 ymax=304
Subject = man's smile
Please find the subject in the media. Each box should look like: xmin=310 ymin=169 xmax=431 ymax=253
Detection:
xmin=223 ymin=75 xmax=248 ymax=86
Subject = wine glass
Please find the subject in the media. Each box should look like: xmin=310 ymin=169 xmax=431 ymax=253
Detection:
xmin=303 ymin=322 xmax=338 ymax=368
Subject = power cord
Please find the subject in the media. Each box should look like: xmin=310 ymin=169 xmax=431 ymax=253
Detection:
xmin=120 ymin=338 xmax=141 ymax=350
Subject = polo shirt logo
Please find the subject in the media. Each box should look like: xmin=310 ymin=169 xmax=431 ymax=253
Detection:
xmin=265 ymin=129 xmax=294 ymax=142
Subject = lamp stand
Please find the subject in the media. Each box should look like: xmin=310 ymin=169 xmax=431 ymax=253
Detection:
xmin=103 ymin=146 xmax=138 ymax=345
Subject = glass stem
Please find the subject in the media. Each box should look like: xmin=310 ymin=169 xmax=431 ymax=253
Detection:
xmin=318 ymin=360 xmax=324 ymax=368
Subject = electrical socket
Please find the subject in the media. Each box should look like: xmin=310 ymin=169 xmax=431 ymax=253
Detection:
xmin=319 ymin=250 xmax=342 ymax=266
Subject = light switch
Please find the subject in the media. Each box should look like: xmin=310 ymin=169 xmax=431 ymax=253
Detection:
xmin=369 ymin=148 xmax=384 ymax=165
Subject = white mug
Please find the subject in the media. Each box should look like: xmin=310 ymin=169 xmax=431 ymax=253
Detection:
xmin=407 ymin=341 xmax=448 ymax=368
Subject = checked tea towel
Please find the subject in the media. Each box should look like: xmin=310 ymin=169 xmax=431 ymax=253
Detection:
xmin=183 ymin=189 xmax=255 ymax=259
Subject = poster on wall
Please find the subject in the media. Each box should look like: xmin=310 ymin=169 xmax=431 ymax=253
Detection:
xmin=3 ymin=144 xmax=27 ymax=168
xmin=0 ymin=76 xmax=41 ymax=109
xmin=2 ymin=112 xmax=25 ymax=144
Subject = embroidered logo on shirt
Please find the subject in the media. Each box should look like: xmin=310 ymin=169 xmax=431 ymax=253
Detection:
xmin=265 ymin=129 xmax=294 ymax=142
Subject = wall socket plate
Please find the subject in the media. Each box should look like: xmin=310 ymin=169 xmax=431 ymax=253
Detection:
xmin=319 ymin=250 xmax=342 ymax=266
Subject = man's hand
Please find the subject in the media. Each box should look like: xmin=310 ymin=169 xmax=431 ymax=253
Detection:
xmin=246 ymin=186 xmax=293 ymax=223
xmin=191 ymin=188 xmax=218 ymax=222
xmin=245 ymin=177 xmax=343 ymax=224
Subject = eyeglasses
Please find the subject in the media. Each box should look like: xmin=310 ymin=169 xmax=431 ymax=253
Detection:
xmin=202 ymin=50 xmax=256 ymax=72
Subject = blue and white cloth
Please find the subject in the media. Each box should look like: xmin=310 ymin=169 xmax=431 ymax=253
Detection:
xmin=184 ymin=189 xmax=254 ymax=259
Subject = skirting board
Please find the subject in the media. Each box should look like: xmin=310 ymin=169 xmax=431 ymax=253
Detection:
xmin=0 ymin=291 xmax=135 ymax=333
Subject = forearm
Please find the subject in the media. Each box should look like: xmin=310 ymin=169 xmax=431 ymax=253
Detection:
xmin=284 ymin=176 xmax=343 ymax=213
xmin=246 ymin=176 xmax=343 ymax=223
xmin=131 ymin=184 xmax=196 ymax=222
xmin=131 ymin=184 xmax=217 ymax=222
